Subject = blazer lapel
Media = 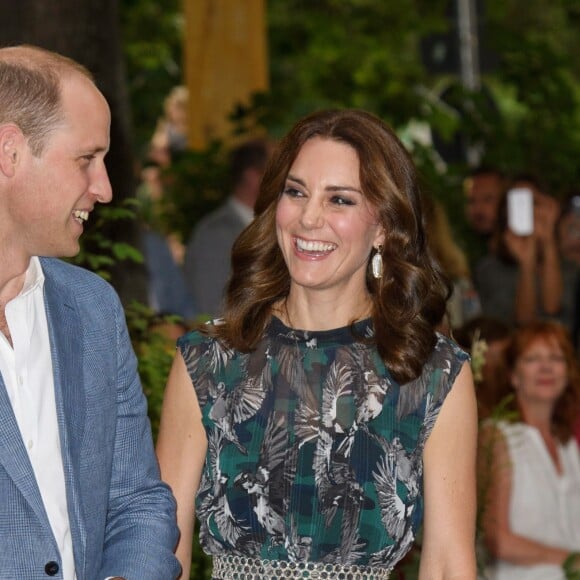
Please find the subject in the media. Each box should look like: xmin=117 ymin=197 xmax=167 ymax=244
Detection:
xmin=0 ymin=374 xmax=52 ymax=527
xmin=42 ymin=261 xmax=87 ymax=573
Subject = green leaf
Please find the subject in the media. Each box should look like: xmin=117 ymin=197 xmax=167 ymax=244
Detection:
xmin=111 ymin=243 xmax=145 ymax=263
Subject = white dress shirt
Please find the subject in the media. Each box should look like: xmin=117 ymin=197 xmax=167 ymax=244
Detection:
xmin=0 ymin=257 xmax=76 ymax=580
xmin=228 ymin=195 xmax=254 ymax=226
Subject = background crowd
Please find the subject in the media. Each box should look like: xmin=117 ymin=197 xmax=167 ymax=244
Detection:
xmin=133 ymin=80 xmax=580 ymax=579
xmin=1 ymin=2 xmax=576 ymax=579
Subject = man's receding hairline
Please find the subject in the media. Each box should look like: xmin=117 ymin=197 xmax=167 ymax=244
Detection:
xmin=0 ymin=44 xmax=94 ymax=82
xmin=0 ymin=45 xmax=99 ymax=155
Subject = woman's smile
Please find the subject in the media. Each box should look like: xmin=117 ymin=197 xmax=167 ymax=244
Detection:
xmin=293 ymin=236 xmax=337 ymax=258
xmin=276 ymin=137 xmax=384 ymax=296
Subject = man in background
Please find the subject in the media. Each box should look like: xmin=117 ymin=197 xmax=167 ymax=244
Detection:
xmin=184 ymin=138 xmax=270 ymax=317
xmin=463 ymin=166 xmax=505 ymax=241
xmin=0 ymin=45 xmax=179 ymax=579
xmin=460 ymin=166 xmax=506 ymax=271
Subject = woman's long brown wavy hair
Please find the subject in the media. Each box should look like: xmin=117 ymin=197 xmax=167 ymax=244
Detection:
xmin=495 ymin=320 xmax=580 ymax=442
xmin=206 ymin=109 xmax=450 ymax=384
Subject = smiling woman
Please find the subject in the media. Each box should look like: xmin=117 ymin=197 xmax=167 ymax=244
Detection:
xmin=480 ymin=320 xmax=580 ymax=579
xmin=274 ymin=137 xmax=384 ymax=313
xmin=221 ymin=109 xmax=452 ymax=383
xmin=156 ymin=109 xmax=478 ymax=579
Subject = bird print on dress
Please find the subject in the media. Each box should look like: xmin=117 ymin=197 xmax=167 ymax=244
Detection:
xmin=178 ymin=318 xmax=468 ymax=570
xmin=235 ymin=413 xmax=290 ymax=544
xmin=208 ymin=374 xmax=269 ymax=454
xmin=197 ymin=428 xmax=249 ymax=551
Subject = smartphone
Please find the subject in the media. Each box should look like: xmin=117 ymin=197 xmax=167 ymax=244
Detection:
xmin=507 ymin=187 xmax=534 ymax=236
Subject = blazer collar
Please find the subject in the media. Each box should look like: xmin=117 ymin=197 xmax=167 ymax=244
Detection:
xmin=0 ymin=376 xmax=51 ymax=527
xmin=41 ymin=259 xmax=87 ymax=570
xmin=0 ymin=258 xmax=88 ymax=567
xmin=0 ymin=258 xmax=86 ymax=545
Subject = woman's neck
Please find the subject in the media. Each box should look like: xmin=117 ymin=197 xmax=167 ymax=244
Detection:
xmin=274 ymin=290 xmax=373 ymax=331
xmin=519 ymin=401 xmax=554 ymax=437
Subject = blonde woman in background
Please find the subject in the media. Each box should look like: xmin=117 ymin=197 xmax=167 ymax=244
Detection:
xmin=423 ymin=196 xmax=481 ymax=330
xmin=149 ymin=85 xmax=189 ymax=167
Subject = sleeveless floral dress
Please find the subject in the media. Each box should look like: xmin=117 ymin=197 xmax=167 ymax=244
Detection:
xmin=178 ymin=317 xmax=467 ymax=573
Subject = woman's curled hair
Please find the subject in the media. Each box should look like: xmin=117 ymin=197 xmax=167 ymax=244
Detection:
xmin=205 ymin=109 xmax=451 ymax=384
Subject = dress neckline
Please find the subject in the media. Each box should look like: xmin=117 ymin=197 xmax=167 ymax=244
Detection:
xmin=268 ymin=315 xmax=373 ymax=347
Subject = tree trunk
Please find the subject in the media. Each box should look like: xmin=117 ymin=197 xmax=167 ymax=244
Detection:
xmin=0 ymin=0 xmax=148 ymax=305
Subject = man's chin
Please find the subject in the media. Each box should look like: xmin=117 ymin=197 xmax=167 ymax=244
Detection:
xmin=471 ymin=225 xmax=494 ymax=238
xmin=47 ymin=243 xmax=81 ymax=259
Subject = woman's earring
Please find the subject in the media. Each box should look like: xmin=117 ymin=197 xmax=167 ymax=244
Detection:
xmin=372 ymin=245 xmax=383 ymax=279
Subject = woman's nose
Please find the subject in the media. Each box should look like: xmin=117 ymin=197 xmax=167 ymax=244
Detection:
xmin=300 ymin=198 xmax=324 ymax=229
xmin=538 ymin=357 xmax=555 ymax=370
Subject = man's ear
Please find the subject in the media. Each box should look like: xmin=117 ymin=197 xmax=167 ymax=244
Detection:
xmin=0 ymin=124 xmax=25 ymax=178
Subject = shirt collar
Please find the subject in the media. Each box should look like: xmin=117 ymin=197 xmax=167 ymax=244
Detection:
xmin=228 ymin=196 xmax=254 ymax=226
xmin=20 ymin=256 xmax=46 ymax=297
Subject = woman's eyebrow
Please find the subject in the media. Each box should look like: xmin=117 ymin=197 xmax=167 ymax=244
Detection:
xmin=286 ymin=174 xmax=362 ymax=194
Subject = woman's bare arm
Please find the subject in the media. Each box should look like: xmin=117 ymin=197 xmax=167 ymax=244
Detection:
xmin=156 ymin=352 xmax=208 ymax=579
xmin=420 ymin=362 xmax=478 ymax=579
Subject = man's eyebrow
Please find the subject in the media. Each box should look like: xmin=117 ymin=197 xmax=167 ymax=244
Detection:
xmin=79 ymin=145 xmax=109 ymax=155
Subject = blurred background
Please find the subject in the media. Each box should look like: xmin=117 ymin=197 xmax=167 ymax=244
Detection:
xmin=1 ymin=1 xmax=577 ymax=577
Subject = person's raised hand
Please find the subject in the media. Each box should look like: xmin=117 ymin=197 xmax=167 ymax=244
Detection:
xmin=504 ymin=229 xmax=536 ymax=267
xmin=534 ymin=192 xmax=559 ymax=244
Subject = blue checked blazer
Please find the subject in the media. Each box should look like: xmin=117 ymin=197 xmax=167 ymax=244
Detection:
xmin=0 ymin=258 xmax=180 ymax=579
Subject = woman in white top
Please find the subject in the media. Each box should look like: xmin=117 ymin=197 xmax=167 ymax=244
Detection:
xmin=480 ymin=320 xmax=580 ymax=579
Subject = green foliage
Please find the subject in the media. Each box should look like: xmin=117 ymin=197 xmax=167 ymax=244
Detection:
xmin=563 ymin=552 xmax=580 ymax=580
xmin=265 ymin=0 xmax=449 ymax=130
xmin=123 ymin=301 xmax=178 ymax=438
xmin=478 ymin=1 xmax=580 ymax=192
xmin=475 ymin=396 xmax=520 ymax=577
xmin=142 ymin=0 xmax=579 ymax=252
xmin=159 ymin=142 xmax=231 ymax=243
xmin=120 ymin=0 xmax=184 ymax=154
xmin=118 ymin=2 xmax=580 ymax=576
xmin=70 ymin=200 xmax=144 ymax=280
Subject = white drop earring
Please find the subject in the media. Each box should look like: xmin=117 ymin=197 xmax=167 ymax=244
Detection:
xmin=372 ymin=245 xmax=383 ymax=279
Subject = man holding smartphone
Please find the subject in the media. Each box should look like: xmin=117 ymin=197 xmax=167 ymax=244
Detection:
xmin=476 ymin=175 xmax=578 ymax=330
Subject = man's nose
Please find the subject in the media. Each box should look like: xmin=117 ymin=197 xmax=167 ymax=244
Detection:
xmin=90 ymin=165 xmax=113 ymax=203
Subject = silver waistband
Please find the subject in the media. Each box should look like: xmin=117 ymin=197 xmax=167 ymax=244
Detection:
xmin=212 ymin=555 xmax=392 ymax=579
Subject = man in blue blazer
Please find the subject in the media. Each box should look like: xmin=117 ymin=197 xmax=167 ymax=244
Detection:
xmin=0 ymin=46 xmax=180 ymax=579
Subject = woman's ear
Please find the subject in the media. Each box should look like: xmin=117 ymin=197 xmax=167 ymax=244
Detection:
xmin=510 ymin=372 xmax=519 ymax=390
xmin=373 ymin=228 xmax=386 ymax=250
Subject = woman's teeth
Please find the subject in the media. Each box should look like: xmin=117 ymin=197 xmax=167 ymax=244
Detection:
xmin=295 ymin=238 xmax=336 ymax=252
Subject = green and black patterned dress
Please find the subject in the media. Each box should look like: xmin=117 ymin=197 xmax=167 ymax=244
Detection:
xmin=178 ymin=316 xmax=467 ymax=573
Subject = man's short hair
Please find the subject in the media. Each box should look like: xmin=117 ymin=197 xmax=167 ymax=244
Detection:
xmin=228 ymin=138 xmax=270 ymax=189
xmin=0 ymin=45 xmax=93 ymax=156
xmin=467 ymin=165 xmax=505 ymax=180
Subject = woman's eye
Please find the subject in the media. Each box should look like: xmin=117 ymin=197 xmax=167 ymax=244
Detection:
xmin=283 ymin=186 xmax=303 ymax=198
xmin=331 ymin=195 xmax=355 ymax=206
